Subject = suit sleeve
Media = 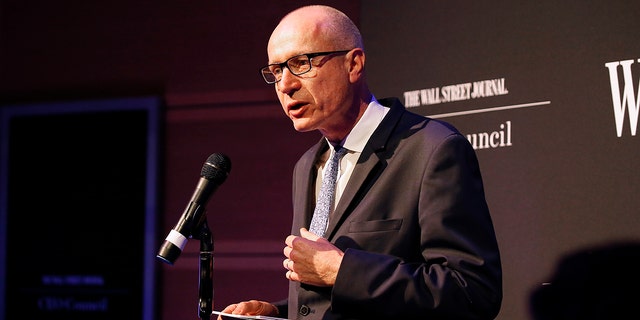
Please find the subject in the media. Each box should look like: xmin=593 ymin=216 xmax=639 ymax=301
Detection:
xmin=331 ymin=134 xmax=502 ymax=320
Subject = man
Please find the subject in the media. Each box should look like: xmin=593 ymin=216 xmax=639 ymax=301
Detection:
xmin=219 ymin=5 xmax=502 ymax=320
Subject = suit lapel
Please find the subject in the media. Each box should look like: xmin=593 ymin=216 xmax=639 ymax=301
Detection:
xmin=325 ymin=98 xmax=406 ymax=239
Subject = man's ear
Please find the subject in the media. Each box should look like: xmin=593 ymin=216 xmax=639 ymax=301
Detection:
xmin=348 ymin=48 xmax=365 ymax=83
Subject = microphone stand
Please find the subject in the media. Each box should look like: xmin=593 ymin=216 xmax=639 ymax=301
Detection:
xmin=194 ymin=217 xmax=214 ymax=319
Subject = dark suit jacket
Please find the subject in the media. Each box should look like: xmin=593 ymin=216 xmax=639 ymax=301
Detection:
xmin=278 ymin=97 xmax=502 ymax=320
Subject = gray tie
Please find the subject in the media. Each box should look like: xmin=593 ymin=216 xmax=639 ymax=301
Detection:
xmin=309 ymin=146 xmax=348 ymax=237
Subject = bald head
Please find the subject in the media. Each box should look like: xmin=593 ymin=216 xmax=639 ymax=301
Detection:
xmin=268 ymin=5 xmax=363 ymax=56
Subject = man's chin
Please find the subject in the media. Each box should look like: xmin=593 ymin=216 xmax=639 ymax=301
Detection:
xmin=291 ymin=119 xmax=315 ymax=133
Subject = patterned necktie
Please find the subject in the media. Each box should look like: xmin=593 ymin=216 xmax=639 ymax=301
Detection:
xmin=309 ymin=146 xmax=348 ymax=237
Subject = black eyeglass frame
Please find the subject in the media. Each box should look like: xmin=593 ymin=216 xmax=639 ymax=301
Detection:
xmin=259 ymin=49 xmax=352 ymax=84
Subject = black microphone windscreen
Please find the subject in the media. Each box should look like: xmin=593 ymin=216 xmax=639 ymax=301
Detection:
xmin=201 ymin=153 xmax=231 ymax=183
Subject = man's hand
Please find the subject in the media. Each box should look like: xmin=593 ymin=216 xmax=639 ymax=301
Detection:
xmin=216 ymin=300 xmax=278 ymax=319
xmin=283 ymin=228 xmax=345 ymax=286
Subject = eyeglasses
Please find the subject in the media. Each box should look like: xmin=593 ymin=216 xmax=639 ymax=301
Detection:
xmin=259 ymin=50 xmax=351 ymax=84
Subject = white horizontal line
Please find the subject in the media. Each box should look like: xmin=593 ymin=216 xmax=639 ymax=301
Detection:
xmin=427 ymin=101 xmax=551 ymax=119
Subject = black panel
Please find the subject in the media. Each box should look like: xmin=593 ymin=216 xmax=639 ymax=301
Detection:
xmin=0 ymin=97 xmax=160 ymax=320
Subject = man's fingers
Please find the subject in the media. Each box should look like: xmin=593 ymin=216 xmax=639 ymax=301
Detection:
xmin=300 ymin=228 xmax=320 ymax=241
xmin=283 ymin=258 xmax=294 ymax=271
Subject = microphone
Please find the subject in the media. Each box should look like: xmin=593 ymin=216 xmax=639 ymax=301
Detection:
xmin=156 ymin=153 xmax=232 ymax=265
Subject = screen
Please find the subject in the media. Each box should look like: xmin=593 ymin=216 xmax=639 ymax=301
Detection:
xmin=0 ymin=97 xmax=160 ymax=320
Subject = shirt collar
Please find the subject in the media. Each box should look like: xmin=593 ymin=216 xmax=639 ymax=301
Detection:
xmin=337 ymin=95 xmax=389 ymax=153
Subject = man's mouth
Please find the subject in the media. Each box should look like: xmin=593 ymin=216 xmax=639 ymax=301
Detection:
xmin=287 ymin=101 xmax=305 ymax=111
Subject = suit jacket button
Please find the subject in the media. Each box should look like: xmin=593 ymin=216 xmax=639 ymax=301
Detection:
xmin=299 ymin=305 xmax=310 ymax=316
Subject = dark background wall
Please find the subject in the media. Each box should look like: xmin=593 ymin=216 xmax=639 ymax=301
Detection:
xmin=360 ymin=1 xmax=640 ymax=319
xmin=2 ymin=1 xmax=639 ymax=320
xmin=1 ymin=1 xmax=357 ymax=320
